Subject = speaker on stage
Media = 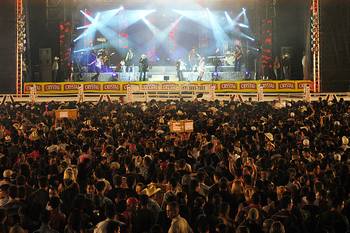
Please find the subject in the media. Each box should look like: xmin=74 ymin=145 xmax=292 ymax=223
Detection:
xmin=164 ymin=75 xmax=169 ymax=81
xmin=39 ymin=48 xmax=52 ymax=82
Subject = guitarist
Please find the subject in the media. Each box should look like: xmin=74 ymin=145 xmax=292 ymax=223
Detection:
xmin=234 ymin=45 xmax=243 ymax=72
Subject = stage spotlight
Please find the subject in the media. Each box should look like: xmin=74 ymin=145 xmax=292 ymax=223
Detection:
xmin=73 ymin=32 xmax=88 ymax=42
xmin=111 ymin=73 xmax=118 ymax=81
xmin=238 ymin=23 xmax=249 ymax=28
xmin=80 ymin=10 xmax=94 ymax=22
xmin=242 ymin=8 xmax=246 ymax=13
xmin=77 ymin=25 xmax=91 ymax=30
xmin=225 ymin=11 xmax=235 ymax=26
xmin=245 ymin=35 xmax=255 ymax=41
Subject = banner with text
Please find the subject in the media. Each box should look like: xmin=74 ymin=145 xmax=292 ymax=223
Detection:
xmin=24 ymin=81 xmax=313 ymax=94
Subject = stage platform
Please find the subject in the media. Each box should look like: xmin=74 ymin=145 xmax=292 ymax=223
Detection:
xmin=79 ymin=72 xmax=244 ymax=82
xmin=24 ymin=80 xmax=313 ymax=95
xmin=76 ymin=65 xmax=245 ymax=82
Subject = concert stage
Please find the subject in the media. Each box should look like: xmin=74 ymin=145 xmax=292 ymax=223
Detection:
xmin=24 ymin=80 xmax=313 ymax=95
xmin=77 ymin=65 xmax=245 ymax=82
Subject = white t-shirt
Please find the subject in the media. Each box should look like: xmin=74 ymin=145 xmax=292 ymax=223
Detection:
xmin=96 ymin=58 xmax=102 ymax=69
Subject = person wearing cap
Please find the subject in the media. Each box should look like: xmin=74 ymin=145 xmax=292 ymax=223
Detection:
xmin=340 ymin=136 xmax=349 ymax=152
xmin=263 ymin=133 xmax=275 ymax=154
xmin=142 ymin=183 xmax=162 ymax=222
xmin=2 ymin=169 xmax=14 ymax=182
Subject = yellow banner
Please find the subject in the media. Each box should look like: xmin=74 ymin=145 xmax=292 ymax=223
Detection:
xmin=24 ymin=80 xmax=313 ymax=94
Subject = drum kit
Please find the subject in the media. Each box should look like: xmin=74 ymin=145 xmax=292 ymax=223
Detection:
xmin=224 ymin=51 xmax=236 ymax=66
xmin=207 ymin=51 xmax=236 ymax=67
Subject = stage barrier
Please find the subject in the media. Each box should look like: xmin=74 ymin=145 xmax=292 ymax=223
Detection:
xmin=127 ymin=83 xmax=216 ymax=102
xmin=24 ymin=80 xmax=313 ymax=95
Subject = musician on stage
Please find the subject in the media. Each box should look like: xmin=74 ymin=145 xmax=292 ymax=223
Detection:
xmin=52 ymin=57 xmax=59 ymax=82
xmin=125 ymin=48 xmax=134 ymax=72
xmin=281 ymin=53 xmax=291 ymax=80
xmin=213 ymin=48 xmax=222 ymax=73
xmin=188 ymin=48 xmax=200 ymax=72
xmin=87 ymin=51 xmax=97 ymax=73
xmin=139 ymin=54 xmax=148 ymax=81
xmin=273 ymin=56 xmax=281 ymax=80
xmin=197 ymin=57 xmax=206 ymax=81
xmin=91 ymin=54 xmax=103 ymax=81
xmin=176 ymin=59 xmax=185 ymax=81
xmin=234 ymin=45 xmax=243 ymax=72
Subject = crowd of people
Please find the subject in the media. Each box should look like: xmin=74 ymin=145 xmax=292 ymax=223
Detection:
xmin=0 ymin=97 xmax=349 ymax=233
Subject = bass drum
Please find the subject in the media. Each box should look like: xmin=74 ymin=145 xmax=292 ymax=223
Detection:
xmin=225 ymin=55 xmax=235 ymax=66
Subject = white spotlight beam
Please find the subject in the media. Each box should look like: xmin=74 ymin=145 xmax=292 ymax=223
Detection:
xmin=238 ymin=23 xmax=249 ymax=28
xmin=77 ymin=24 xmax=91 ymax=30
xmin=206 ymin=8 xmax=230 ymax=47
xmin=80 ymin=10 xmax=95 ymax=23
xmin=74 ymin=12 xmax=100 ymax=42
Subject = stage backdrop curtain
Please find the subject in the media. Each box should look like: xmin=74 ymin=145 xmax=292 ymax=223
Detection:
xmin=0 ymin=0 xmax=16 ymax=93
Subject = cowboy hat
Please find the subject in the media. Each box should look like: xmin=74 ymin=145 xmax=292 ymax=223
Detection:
xmin=3 ymin=169 xmax=14 ymax=179
xmin=342 ymin=136 xmax=349 ymax=145
xmin=63 ymin=167 xmax=77 ymax=182
xmin=29 ymin=130 xmax=40 ymax=141
xmin=13 ymin=123 xmax=21 ymax=130
xmin=143 ymin=183 xmax=161 ymax=197
xmin=303 ymin=139 xmax=310 ymax=147
xmin=264 ymin=133 xmax=274 ymax=142
xmin=4 ymin=135 xmax=11 ymax=143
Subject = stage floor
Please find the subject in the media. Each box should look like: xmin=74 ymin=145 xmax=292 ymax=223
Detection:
xmin=76 ymin=65 xmax=246 ymax=82
xmin=78 ymin=71 xmax=245 ymax=82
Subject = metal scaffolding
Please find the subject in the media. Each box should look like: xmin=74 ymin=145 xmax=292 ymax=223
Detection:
xmin=16 ymin=0 xmax=25 ymax=96
xmin=311 ymin=0 xmax=321 ymax=92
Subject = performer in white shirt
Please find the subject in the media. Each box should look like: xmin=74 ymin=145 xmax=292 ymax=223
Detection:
xmin=91 ymin=55 xmax=103 ymax=81
xmin=197 ymin=57 xmax=205 ymax=81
